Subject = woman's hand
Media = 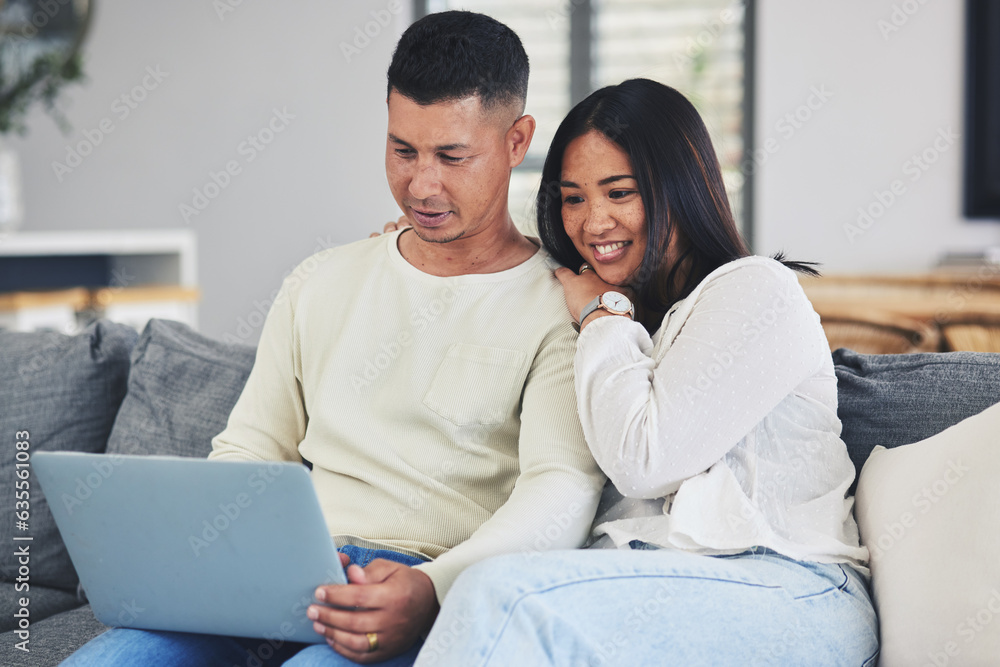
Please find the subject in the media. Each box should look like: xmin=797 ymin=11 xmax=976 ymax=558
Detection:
xmin=555 ymin=266 xmax=634 ymax=329
xmin=369 ymin=215 xmax=412 ymax=238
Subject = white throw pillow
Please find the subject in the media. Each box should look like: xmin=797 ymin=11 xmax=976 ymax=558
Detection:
xmin=855 ymin=401 xmax=1000 ymax=667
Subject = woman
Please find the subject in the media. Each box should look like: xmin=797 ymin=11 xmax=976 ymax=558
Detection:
xmin=413 ymin=79 xmax=879 ymax=666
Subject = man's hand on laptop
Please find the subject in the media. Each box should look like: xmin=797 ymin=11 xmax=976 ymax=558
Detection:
xmin=368 ymin=215 xmax=412 ymax=238
xmin=307 ymin=558 xmax=438 ymax=663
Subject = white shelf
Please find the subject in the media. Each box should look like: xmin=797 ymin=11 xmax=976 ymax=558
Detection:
xmin=0 ymin=229 xmax=198 ymax=331
xmin=0 ymin=229 xmax=197 ymax=287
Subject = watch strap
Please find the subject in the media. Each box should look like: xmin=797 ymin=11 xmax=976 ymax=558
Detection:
xmin=575 ymin=293 xmax=635 ymax=332
xmin=576 ymin=296 xmax=602 ymax=328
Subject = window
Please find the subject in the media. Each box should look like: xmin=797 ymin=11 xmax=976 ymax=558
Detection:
xmin=418 ymin=1 xmax=750 ymax=237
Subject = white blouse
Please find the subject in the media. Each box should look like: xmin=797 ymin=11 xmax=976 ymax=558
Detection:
xmin=578 ymin=256 xmax=869 ymax=574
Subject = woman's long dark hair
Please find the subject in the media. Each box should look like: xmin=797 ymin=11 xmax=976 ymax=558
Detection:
xmin=537 ymin=78 xmax=817 ymax=330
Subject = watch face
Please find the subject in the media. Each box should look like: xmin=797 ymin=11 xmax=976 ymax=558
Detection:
xmin=601 ymin=291 xmax=632 ymax=315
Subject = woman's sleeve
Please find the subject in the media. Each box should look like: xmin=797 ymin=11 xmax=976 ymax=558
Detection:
xmin=574 ymin=260 xmax=828 ymax=499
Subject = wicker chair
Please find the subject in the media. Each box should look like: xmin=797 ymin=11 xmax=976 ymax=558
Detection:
xmin=815 ymin=307 xmax=941 ymax=355
xmin=800 ymin=272 xmax=1000 ymax=354
xmin=940 ymin=314 xmax=1000 ymax=353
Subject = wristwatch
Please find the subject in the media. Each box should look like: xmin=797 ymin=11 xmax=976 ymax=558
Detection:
xmin=574 ymin=291 xmax=634 ymax=331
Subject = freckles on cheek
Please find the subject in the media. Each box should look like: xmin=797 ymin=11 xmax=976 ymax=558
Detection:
xmin=566 ymin=225 xmax=587 ymax=256
xmin=563 ymin=216 xmax=583 ymax=241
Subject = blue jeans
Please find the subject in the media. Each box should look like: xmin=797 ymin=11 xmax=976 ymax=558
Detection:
xmin=415 ymin=546 xmax=879 ymax=667
xmin=61 ymin=545 xmax=426 ymax=666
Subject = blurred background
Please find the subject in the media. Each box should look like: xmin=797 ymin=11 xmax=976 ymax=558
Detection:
xmin=1 ymin=0 xmax=999 ymax=350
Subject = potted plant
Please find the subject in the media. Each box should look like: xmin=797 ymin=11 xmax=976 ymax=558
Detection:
xmin=0 ymin=0 xmax=91 ymax=232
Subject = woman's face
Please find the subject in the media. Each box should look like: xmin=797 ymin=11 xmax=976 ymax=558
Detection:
xmin=560 ymin=130 xmax=648 ymax=287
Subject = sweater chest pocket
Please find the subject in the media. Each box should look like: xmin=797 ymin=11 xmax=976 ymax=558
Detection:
xmin=423 ymin=343 xmax=529 ymax=427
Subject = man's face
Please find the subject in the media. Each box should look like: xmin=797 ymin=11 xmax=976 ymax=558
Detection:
xmin=385 ymin=90 xmax=522 ymax=244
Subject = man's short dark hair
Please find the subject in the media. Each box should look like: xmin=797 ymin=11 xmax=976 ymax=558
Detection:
xmin=387 ymin=11 xmax=529 ymax=114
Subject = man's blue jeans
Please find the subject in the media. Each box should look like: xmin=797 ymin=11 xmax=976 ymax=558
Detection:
xmin=61 ymin=545 xmax=425 ymax=666
xmin=415 ymin=545 xmax=880 ymax=666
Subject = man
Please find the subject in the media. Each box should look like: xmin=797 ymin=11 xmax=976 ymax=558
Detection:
xmin=213 ymin=10 xmax=605 ymax=663
xmin=65 ymin=10 xmax=604 ymax=667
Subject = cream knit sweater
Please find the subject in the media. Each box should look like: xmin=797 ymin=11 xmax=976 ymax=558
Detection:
xmin=210 ymin=230 xmax=605 ymax=600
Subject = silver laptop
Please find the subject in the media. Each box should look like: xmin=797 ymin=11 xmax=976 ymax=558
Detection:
xmin=32 ymin=452 xmax=346 ymax=644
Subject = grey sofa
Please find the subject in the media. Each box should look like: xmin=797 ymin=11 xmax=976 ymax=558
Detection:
xmin=2 ymin=318 xmax=1000 ymax=666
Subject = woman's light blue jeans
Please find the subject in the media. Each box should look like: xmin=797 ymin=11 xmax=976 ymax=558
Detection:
xmin=415 ymin=545 xmax=879 ymax=667
xmin=61 ymin=544 xmax=425 ymax=666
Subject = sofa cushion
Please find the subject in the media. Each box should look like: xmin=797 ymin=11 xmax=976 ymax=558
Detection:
xmin=105 ymin=319 xmax=256 ymax=459
xmin=833 ymin=348 xmax=1000 ymax=478
xmin=0 ymin=604 xmax=107 ymax=664
xmin=0 ymin=321 xmax=138 ymax=590
xmin=0 ymin=582 xmax=84 ymax=633
xmin=855 ymin=401 xmax=1000 ymax=666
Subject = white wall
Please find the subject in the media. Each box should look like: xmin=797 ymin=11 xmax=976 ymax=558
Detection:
xmin=11 ymin=1 xmax=998 ymax=343
xmin=754 ymin=0 xmax=1000 ymax=271
xmin=9 ymin=1 xmax=407 ymax=342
